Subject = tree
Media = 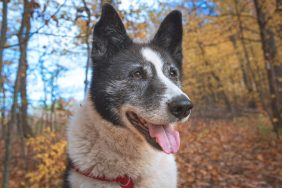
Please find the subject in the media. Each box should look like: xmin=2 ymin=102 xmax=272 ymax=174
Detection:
xmin=102 ymin=0 xmax=112 ymax=4
xmin=254 ymin=0 xmax=282 ymax=135
xmin=2 ymin=1 xmax=35 ymax=187
xmin=197 ymin=41 xmax=232 ymax=112
xmin=81 ymin=0 xmax=91 ymax=97
xmin=0 ymin=0 xmax=8 ymax=138
xmin=17 ymin=0 xmax=33 ymax=138
xmin=233 ymin=0 xmax=256 ymax=108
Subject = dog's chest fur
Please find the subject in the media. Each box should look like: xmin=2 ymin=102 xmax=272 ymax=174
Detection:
xmin=66 ymin=99 xmax=177 ymax=188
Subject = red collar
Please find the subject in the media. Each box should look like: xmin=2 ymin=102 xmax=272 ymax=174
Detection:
xmin=73 ymin=166 xmax=134 ymax=188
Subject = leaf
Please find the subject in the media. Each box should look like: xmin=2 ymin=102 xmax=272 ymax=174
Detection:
xmin=51 ymin=15 xmax=59 ymax=26
xmin=256 ymin=154 xmax=264 ymax=161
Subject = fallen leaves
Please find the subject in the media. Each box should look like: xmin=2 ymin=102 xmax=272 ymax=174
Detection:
xmin=176 ymin=115 xmax=282 ymax=188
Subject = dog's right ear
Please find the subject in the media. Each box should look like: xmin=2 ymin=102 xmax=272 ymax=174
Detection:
xmin=92 ymin=4 xmax=131 ymax=63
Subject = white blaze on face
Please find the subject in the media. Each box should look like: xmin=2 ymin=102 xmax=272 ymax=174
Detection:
xmin=141 ymin=47 xmax=189 ymax=101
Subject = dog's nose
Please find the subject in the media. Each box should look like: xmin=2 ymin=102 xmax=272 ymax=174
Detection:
xmin=168 ymin=95 xmax=193 ymax=119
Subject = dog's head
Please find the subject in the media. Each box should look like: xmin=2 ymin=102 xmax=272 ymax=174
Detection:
xmin=90 ymin=4 xmax=193 ymax=154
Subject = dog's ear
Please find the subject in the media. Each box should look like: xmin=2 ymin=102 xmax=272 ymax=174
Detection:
xmin=152 ymin=10 xmax=183 ymax=64
xmin=92 ymin=4 xmax=131 ymax=62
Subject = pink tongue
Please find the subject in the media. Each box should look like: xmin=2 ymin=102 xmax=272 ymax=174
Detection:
xmin=148 ymin=124 xmax=180 ymax=154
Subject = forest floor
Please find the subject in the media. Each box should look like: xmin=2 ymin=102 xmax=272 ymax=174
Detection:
xmin=1 ymin=114 xmax=282 ymax=187
xmin=177 ymin=115 xmax=282 ymax=188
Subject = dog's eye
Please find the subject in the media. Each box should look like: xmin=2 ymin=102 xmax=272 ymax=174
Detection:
xmin=169 ymin=68 xmax=178 ymax=78
xmin=134 ymin=71 xmax=142 ymax=79
xmin=130 ymin=69 xmax=145 ymax=80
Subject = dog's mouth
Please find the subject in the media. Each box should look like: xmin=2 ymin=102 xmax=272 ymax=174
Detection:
xmin=126 ymin=112 xmax=180 ymax=154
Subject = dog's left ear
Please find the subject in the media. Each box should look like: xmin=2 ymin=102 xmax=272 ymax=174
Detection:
xmin=152 ymin=10 xmax=183 ymax=64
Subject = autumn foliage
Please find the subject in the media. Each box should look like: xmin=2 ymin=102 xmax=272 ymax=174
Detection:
xmin=0 ymin=128 xmax=67 ymax=188
xmin=20 ymin=128 xmax=66 ymax=187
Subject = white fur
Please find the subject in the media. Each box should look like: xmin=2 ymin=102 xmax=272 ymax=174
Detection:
xmin=67 ymin=98 xmax=177 ymax=188
xmin=141 ymin=47 xmax=190 ymax=101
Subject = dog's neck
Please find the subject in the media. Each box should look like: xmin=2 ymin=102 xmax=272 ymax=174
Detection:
xmin=67 ymin=98 xmax=158 ymax=179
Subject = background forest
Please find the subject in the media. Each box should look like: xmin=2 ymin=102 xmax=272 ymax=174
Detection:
xmin=1 ymin=0 xmax=282 ymax=187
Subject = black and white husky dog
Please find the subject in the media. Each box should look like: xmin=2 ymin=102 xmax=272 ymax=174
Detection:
xmin=64 ymin=4 xmax=193 ymax=188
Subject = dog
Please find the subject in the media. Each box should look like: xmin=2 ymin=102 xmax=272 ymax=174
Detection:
xmin=64 ymin=4 xmax=193 ymax=188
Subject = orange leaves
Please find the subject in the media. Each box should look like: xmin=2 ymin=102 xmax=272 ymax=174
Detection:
xmin=256 ymin=154 xmax=264 ymax=161
xmin=51 ymin=15 xmax=59 ymax=26
xmin=30 ymin=0 xmax=40 ymax=9
xmin=125 ymin=22 xmax=148 ymax=39
xmin=230 ymin=185 xmax=240 ymax=188
xmin=76 ymin=19 xmax=89 ymax=42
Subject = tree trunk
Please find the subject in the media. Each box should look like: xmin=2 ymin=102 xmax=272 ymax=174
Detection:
xmin=17 ymin=0 xmax=33 ymax=138
xmin=277 ymin=0 xmax=282 ymax=8
xmin=1 ymin=86 xmax=6 ymax=139
xmin=102 ymin=0 xmax=113 ymax=5
xmin=1 ymin=1 xmax=10 ymax=187
xmin=0 ymin=0 xmax=8 ymax=139
xmin=3 ymin=98 xmax=17 ymax=188
xmin=248 ymin=42 xmax=269 ymax=112
xmin=82 ymin=0 xmax=91 ymax=97
xmin=39 ymin=52 xmax=48 ymax=133
xmin=274 ymin=0 xmax=282 ymax=118
xmin=254 ymin=0 xmax=282 ymax=136
xmin=0 ymin=0 xmax=8 ymax=87
xmin=50 ymin=77 xmax=56 ymax=132
xmin=233 ymin=0 xmax=257 ymax=108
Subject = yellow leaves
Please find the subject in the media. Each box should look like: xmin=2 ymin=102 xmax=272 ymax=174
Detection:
xmin=277 ymin=77 xmax=282 ymax=82
xmin=76 ymin=19 xmax=88 ymax=33
xmin=181 ymin=0 xmax=271 ymax=109
xmin=76 ymin=19 xmax=89 ymax=43
xmin=125 ymin=22 xmax=148 ymax=39
xmin=271 ymin=94 xmax=276 ymax=98
xmin=22 ymin=128 xmax=66 ymax=187
xmin=272 ymin=118 xmax=279 ymax=123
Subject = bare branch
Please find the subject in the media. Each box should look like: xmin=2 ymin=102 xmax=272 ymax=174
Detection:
xmin=0 ymin=0 xmax=67 ymax=50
